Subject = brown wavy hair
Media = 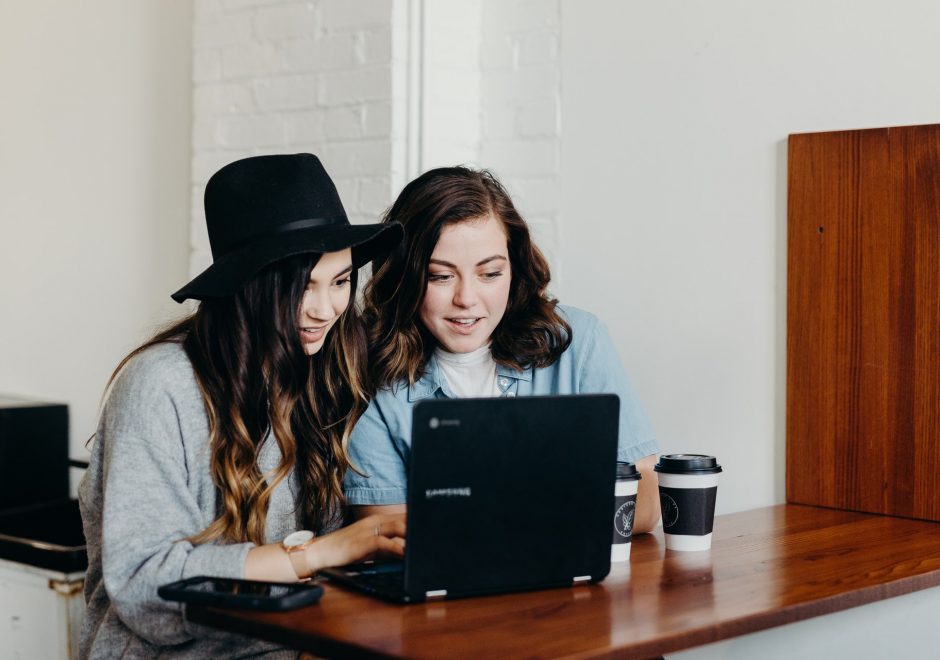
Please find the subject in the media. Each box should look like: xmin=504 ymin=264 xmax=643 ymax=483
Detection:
xmin=103 ymin=253 xmax=366 ymax=545
xmin=363 ymin=166 xmax=571 ymax=389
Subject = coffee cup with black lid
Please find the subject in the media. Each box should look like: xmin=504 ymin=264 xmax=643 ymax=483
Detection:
xmin=654 ymin=454 xmax=722 ymax=551
xmin=612 ymin=462 xmax=642 ymax=562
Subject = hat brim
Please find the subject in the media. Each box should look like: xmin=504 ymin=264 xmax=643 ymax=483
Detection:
xmin=171 ymin=222 xmax=403 ymax=303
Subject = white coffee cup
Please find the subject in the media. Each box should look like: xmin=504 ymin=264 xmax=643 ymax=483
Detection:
xmin=612 ymin=462 xmax=641 ymax=562
xmin=654 ymin=454 xmax=722 ymax=551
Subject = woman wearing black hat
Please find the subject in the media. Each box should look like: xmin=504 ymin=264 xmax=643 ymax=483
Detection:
xmin=78 ymin=154 xmax=404 ymax=658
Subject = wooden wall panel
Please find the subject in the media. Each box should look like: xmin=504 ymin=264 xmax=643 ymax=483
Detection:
xmin=787 ymin=124 xmax=940 ymax=521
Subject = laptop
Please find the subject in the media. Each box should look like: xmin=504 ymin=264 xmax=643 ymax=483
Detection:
xmin=321 ymin=393 xmax=620 ymax=603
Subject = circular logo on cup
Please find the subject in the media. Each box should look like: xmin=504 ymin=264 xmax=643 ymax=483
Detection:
xmin=660 ymin=493 xmax=679 ymax=528
xmin=429 ymin=417 xmax=439 ymax=429
xmin=614 ymin=501 xmax=635 ymax=538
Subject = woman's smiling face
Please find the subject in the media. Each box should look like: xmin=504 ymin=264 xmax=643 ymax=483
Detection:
xmin=418 ymin=214 xmax=511 ymax=354
xmin=298 ymin=248 xmax=352 ymax=355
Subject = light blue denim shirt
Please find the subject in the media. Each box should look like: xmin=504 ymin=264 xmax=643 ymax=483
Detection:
xmin=344 ymin=305 xmax=658 ymax=506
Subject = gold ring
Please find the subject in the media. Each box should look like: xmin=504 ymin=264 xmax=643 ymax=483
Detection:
xmin=374 ymin=523 xmax=381 ymax=537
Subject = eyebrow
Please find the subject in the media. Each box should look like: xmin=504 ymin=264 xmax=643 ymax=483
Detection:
xmin=310 ymin=264 xmax=353 ymax=282
xmin=429 ymin=255 xmax=508 ymax=268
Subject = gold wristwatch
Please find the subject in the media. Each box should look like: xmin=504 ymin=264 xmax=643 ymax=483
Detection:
xmin=282 ymin=530 xmax=316 ymax=580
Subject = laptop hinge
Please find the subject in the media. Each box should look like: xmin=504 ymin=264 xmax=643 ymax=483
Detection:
xmin=425 ymin=589 xmax=448 ymax=599
xmin=572 ymin=575 xmax=592 ymax=584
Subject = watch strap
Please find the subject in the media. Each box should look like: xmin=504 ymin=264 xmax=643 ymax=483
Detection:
xmin=282 ymin=530 xmax=315 ymax=580
xmin=287 ymin=547 xmax=310 ymax=580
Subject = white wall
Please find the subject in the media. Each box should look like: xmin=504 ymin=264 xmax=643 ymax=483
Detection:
xmin=479 ymin=0 xmax=563 ymax=278
xmin=560 ymin=0 xmax=940 ymax=513
xmin=672 ymin=583 xmax=940 ymax=659
xmin=0 ymin=1 xmax=193 ymax=472
xmin=421 ymin=0 xmax=481 ymax=170
xmin=419 ymin=0 xmax=566 ymax=278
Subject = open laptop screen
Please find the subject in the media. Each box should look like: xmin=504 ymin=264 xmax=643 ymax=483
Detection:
xmin=403 ymin=394 xmax=620 ymax=599
xmin=323 ymin=394 xmax=620 ymax=602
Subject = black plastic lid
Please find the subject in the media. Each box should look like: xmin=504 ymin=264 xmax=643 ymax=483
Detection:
xmin=615 ymin=462 xmax=642 ymax=480
xmin=653 ymin=454 xmax=722 ymax=475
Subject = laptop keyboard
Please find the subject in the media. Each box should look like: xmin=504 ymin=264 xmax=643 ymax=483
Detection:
xmin=358 ymin=569 xmax=405 ymax=592
xmin=330 ymin=561 xmax=406 ymax=597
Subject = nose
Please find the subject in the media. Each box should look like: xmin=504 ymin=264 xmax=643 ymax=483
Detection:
xmin=303 ymin=290 xmax=336 ymax=322
xmin=452 ymin=278 xmax=479 ymax=308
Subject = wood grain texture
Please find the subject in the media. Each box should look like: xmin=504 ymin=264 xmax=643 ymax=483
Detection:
xmin=188 ymin=505 xmax=940 ymax=659
xmin=787 ymin=124 xmax=940 ymax=520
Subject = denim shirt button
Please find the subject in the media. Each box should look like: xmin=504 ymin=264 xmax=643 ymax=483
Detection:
xmin=498 ymin=377 xmax=510 ymax=389
xmin=506 ymin=391 xmax=516 ymax=397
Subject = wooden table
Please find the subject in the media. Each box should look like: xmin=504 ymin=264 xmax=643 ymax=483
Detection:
xmin=187 ymin=505 xmax=940 ymax=659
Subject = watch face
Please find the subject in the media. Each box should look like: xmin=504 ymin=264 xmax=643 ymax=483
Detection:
xmin=284 ymin=530 xmax=314 ymax=548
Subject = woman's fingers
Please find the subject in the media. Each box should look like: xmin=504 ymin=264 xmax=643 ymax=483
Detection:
xmin=375 ymin=535 xmax=405 ymax=557
xmin=309 ymin=513 xmax=407 ymax=570
xmin=360 ymin=514 xmax=405 ymax=539
xmin=378 ymin=518 xmax=406 ymax=539
xmin=375 ymin=513 xmax=406 ymax=536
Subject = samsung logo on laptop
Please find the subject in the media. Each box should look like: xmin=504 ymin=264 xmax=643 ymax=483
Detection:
xmin=428 ymin=417 xmax=461 ymax=429
xmin=425 ymin=487 xmax=472 ymax=499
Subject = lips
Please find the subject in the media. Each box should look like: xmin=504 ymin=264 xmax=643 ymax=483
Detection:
xmin=300 ymin=324 xmax=328 ymax=343
xmin=444 ymin=317 xmax=482 ymax=334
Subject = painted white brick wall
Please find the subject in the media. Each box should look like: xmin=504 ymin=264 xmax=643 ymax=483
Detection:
xmin=479 ymin=0 xmax=562 ymax=281
xmin=416 ymin=0 xmax=562 ymax=279
xmin=189 ymin=0 xmax=563 ymax=282
xmin=189 ymin=0 xmax=400 ymax=278
xmin=421 ymin=0 xmax=482 ymax=169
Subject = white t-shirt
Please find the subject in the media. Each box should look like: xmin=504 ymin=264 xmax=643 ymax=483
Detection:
xmin=434 ymin=344 xmax=501 ymax=398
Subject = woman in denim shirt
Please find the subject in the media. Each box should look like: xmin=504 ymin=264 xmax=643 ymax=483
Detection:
xmin=344 ymin=167 xmax=661 ymax=533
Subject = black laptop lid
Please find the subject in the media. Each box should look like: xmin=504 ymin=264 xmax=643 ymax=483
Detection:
xmin=404 ymin=394 xmax=619 ymax=598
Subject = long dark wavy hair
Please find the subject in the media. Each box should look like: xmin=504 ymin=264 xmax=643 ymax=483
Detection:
xmin=103 ymin=253 xmax=367 ymax=545
xmin=363 ymin=166 xmax=571 ymax=389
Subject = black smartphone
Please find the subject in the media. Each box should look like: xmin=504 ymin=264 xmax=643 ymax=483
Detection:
xmin=158 ymin=576 xmax=324 ymax=611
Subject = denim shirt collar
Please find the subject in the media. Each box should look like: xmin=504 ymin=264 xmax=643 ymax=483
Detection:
xmin=406 ymin=355 xmax=533 ymax=402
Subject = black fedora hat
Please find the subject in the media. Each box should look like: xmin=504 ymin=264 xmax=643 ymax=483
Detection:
xmin=171 ymin=153 xmax=403 ymax=303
